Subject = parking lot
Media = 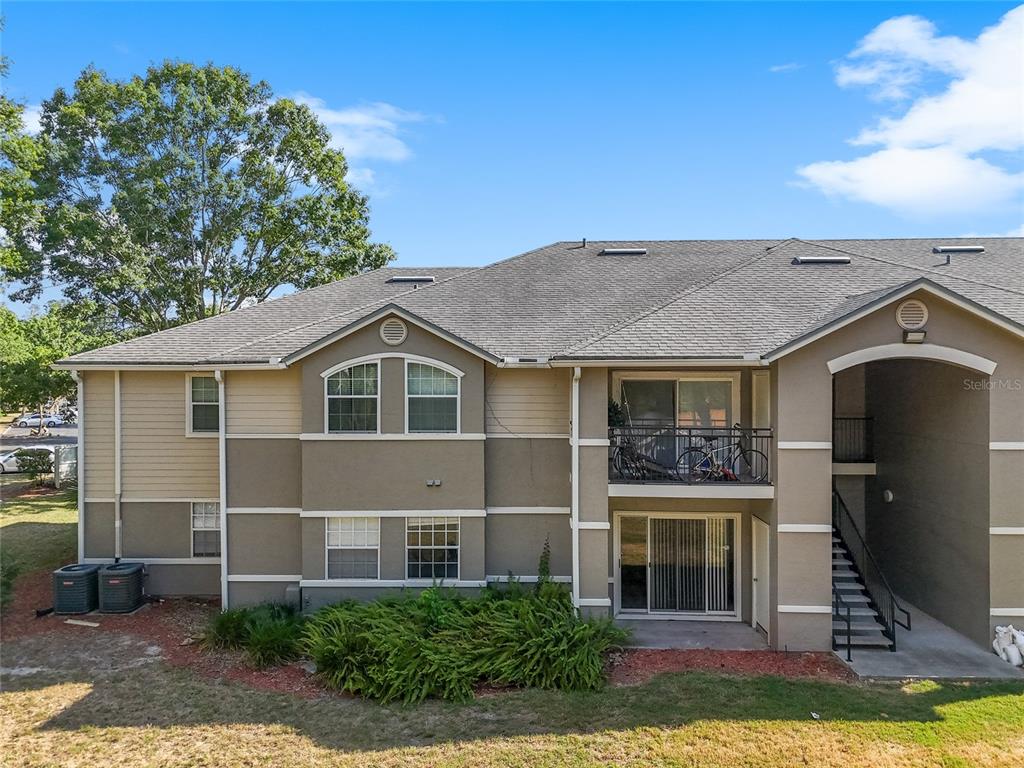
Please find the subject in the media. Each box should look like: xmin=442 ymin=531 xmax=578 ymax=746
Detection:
xmin=1 ymin=422 xmax=78 ymax=449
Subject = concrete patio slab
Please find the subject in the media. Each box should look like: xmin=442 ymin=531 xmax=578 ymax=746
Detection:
xmin=842 ymin=601 xmax=1024 ymax=680
xmin=617 ymin=618 xmax=768 ymax=650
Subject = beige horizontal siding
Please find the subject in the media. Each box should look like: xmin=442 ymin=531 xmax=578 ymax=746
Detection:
xmin=485 ymin=368 xmax=570 ymax=435
xmin=226 ymin=369 xmax=302 ymax=435
xmin=83 ymin=371 xmax=115 ymax=497
xmin=120 ymin=371 xmax=219 ymax=497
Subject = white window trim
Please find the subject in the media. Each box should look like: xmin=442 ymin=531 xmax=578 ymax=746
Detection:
xmin=323 ymin=360 xmax=381 ymax=435
xmin=405 ymin=515 xmax=461 ymax=582
xmin=324 ymin=516 xmax=381 ymax=580
xmin=611 ymin=370 xmax=742 ymax=428
xmin=404 ymin=358 xmax=461 ymax=434
xmin=185 ymin=373 xmax=220 ymax=438
xmin=191 ymin=501 xmax=221 ymax=558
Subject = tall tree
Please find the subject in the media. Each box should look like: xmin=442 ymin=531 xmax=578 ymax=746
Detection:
xmin=5 ymin=62 xmax=394 ymax=332
xmin=0 ymin=303 xmax=119 ymax=414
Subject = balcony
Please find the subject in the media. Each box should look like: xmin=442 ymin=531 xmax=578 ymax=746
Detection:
xmin=608 ymin=424 xmax=773 ymax=486
xmin=833 ymin=417 xmax=874 ymax=463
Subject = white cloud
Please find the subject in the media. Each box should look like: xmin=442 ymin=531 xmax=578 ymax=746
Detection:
xmin=21 ymin=104 xmax=42 ymax=135
xmin=798 ymin=6 xmax=1024 ymax=217
xmin=290 ymin=93 xmax=428 ymax=162
xmin=344 ymin=167 xmax=376 ymax=189
xmin=769 ymin=63 xmax=802 ymax=73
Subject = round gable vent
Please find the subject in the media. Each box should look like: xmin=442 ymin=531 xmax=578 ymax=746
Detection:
xmin=379 ymin=317 xmax=408 ymax=346
xmin=895 ymin=299 xmax=929 ymax=330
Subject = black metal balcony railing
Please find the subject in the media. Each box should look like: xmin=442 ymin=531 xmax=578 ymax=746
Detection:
xmin=608 ymin=424 xmax=773 ymax=484
xmin=833 ymin=416 xmax=874 ymax=462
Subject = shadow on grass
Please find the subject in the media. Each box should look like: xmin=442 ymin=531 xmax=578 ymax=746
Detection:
xmin=7 ymin=652 xmax=1023 ymax=754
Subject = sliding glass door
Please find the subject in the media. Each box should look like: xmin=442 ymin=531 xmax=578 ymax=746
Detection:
xmin=617 ymin=514 xmax=738 ymax=617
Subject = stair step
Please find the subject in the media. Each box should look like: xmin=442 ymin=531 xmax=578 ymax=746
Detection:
xmin=833 ymin=557 xmax=853 ymax=566
xmin=834 ymin=634 xmax=894 ymax=648
xmin=834 ymin=581 xmax=866 ymax=591
xmin=832 ymin=573 xmax=861 ymax=582
xmin=835 ymin=593 xmax=872 ymax=603
xmin=832 ymin=618 xmax=883 ymax=630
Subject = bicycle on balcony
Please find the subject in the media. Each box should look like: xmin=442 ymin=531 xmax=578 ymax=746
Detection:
xmin=675 ymin=423 xmax=769 ymax=483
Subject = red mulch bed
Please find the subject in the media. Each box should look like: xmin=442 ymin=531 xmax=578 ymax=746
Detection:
xmin=607 ymin=648 xmax=856 ymax=686
xmin=4 ymin=567 xmax=855 ymax=702
xmin=2 ymin=567 xmax=324 ymax=699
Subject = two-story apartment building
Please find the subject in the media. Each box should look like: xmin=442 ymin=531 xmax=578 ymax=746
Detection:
xmin=57 ymin=237 xmax=1024 ymax=655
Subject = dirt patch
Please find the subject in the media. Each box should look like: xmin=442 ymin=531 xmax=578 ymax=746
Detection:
xmin=2 ymin=567 xmax=324 ymax=699
xmin=607 ymin=648 xmax=857 ymax=686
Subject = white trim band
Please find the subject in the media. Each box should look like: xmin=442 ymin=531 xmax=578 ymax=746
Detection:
xmin=486 ymin=433 xmax=570 ymax=440
xmin=778 ymin=524 xmax=832 ymax=533
xmin=486 ymin=506 xmax=570 ymax=515
xmin=991 ymin=527 xmax=1024 ymax=535
xmin=778 ymin=605 xmax=832 ymax=614
xmin=300 ymin=509 xmax=486 ymax=518
xmin=299 ymin=432 xmax=485 ymax=441
xmin=578 ymin=438 xmax=610 ymax=447
xmin=486 ymin=575 xmax=573 ymax=583
xmin=574 ymin=521 xmax=611 ymax=530
xmin=778 ymin=441 xmax=832 ymax=450
xmin=226 ymin=433 xmax=300 ymax=440
xmin=299 ymin=579 xmax=487 ymax=588
xmin=608 ymin=484 xmax=775 ymax=499
xmin=990 ymin=608 xmax=1024 ymax=617
xmin=227 ymin=507 xmax=302 ymax=515
xmin=991 ymin=442 xmax=1024 ymax=451
xmin=227 ymin=575 xmax=301 ymax=583
xmin=80 ymin=557 xmax=220 ymax=565
xmin=578 ymin=598 xmax=612 ymax=607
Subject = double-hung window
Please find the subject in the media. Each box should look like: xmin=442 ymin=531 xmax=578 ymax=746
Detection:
xmin=191 ymin=502 xmax=221 ymax=557
xmin=406 ymin=362 xmax=458 ymax=432
xmin=326 ymin=517 xmax=379 ymax=579
xmin=326 ymin=363 xmax=379 ymax=433
xmin=406 ymin=517 xmax=459 ymax=580
xmin=188 ymin=375 xmax=220 ymax=434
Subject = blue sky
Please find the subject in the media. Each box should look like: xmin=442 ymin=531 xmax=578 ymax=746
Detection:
xmin=3 ymin=2 xmax=1022 ymax=312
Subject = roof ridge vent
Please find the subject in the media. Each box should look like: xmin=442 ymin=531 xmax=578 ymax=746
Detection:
xmin=792 ymin=255 xmax=851 ymax=265
xmin=386 ymin=275 xmax=436 ymax=284
xmin=932 ymin=246 xmax=985 ymax=254
xmin=599 ymin=248 xmax=648 ymax=256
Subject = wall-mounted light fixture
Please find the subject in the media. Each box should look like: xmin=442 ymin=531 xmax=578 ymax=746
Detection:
xmin=903 ymin=330 xmax=926 ymax=344
xmin=883 ymin=490 xmax=894 ymax=503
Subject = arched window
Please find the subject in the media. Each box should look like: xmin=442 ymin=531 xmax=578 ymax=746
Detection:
xmin=325 ymin=362 xmax=379 ymax=433
xmin=407 ymin=362 xmax=459 ymax=433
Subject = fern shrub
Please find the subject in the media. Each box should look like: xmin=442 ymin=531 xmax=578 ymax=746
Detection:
xmin=302 ymin=587 xmax=629 ymax=704
xmin=201 ymin=603 xmax=304 ymax=667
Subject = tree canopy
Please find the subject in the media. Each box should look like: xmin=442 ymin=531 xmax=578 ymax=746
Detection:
xmin=4 ymin=61 xmax=395 ymax=333
xmin=0 ymin=302 xmax=119 ymax=413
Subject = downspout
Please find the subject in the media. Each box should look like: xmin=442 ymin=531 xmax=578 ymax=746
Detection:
xmin=71 ymin=371 xmax=84 ymax=563
xmin=215 ymin=369 xmax=228 ymax=610
xmin=570 ymin=366 xmax=581 ymax=608
xmin=113 ymin=370 xmax=122 ymax=562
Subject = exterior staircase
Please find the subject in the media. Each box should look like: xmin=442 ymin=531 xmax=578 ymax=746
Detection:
xmin=831 ymin=530 xmax=893 ymax=651
xmin=831 ymin=490 xmax=911 ymax=660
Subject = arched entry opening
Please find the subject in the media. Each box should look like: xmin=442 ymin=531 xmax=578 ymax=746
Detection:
xmin=831 ymin=347 xmax=993 ymax=660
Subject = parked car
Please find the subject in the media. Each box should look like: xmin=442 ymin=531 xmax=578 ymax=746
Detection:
xmin=15 ymin=413 xmax=65 ymax=428
xmin=0 ymin=445 xmax=55 ymax=473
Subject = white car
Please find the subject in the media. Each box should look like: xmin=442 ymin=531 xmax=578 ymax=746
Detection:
xmin=0 ymin=445 xmax=55 ymax=473
xmin=15 ymin=413 xmax=65 ymax=428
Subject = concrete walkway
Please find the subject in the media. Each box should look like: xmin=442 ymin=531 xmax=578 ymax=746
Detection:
xmin=617 ymin=618 xmax=768 ymax=650
xmin=844 ymin=601 xmax=1024 ymax=680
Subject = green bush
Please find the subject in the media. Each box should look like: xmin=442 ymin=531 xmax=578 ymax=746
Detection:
xmin=201 ymin=603 xmax=304 ymax=667
xmin=303 ymin=587 xmax=629 ymax=704
xmin=16 ymin=449 xmax=53 ymax=486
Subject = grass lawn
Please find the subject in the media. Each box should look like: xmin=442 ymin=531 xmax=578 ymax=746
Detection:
xmin=3 ymin=492 xmax=1023 ymax=767
xmin=0 ymin=481 xmax=77 ymax=608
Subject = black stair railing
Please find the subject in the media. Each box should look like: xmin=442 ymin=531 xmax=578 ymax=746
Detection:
xmin=832 ymin=489 xmax=911 ymax=651
xmin=832 ymin=584 xmax=852 ymax=661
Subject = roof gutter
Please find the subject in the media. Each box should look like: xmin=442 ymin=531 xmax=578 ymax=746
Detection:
xmin=51 ymin=360 xmax=287 ymax=371
xmin=548 ymin=357 xmax=768 ymax=368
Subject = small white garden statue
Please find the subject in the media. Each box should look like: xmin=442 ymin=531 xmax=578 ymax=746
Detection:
xmin=992 ymin=625 xmax=1024 ymax=667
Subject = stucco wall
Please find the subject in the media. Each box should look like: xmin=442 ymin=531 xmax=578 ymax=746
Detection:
xmin=484 ymin=514 xmax=572 ymax=578
xmin=484 ymin=438 xmax=570 ymax=508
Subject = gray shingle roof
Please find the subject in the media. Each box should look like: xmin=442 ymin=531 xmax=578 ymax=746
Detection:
xmin=61 ymin=238 xmax=1024 ymax=366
